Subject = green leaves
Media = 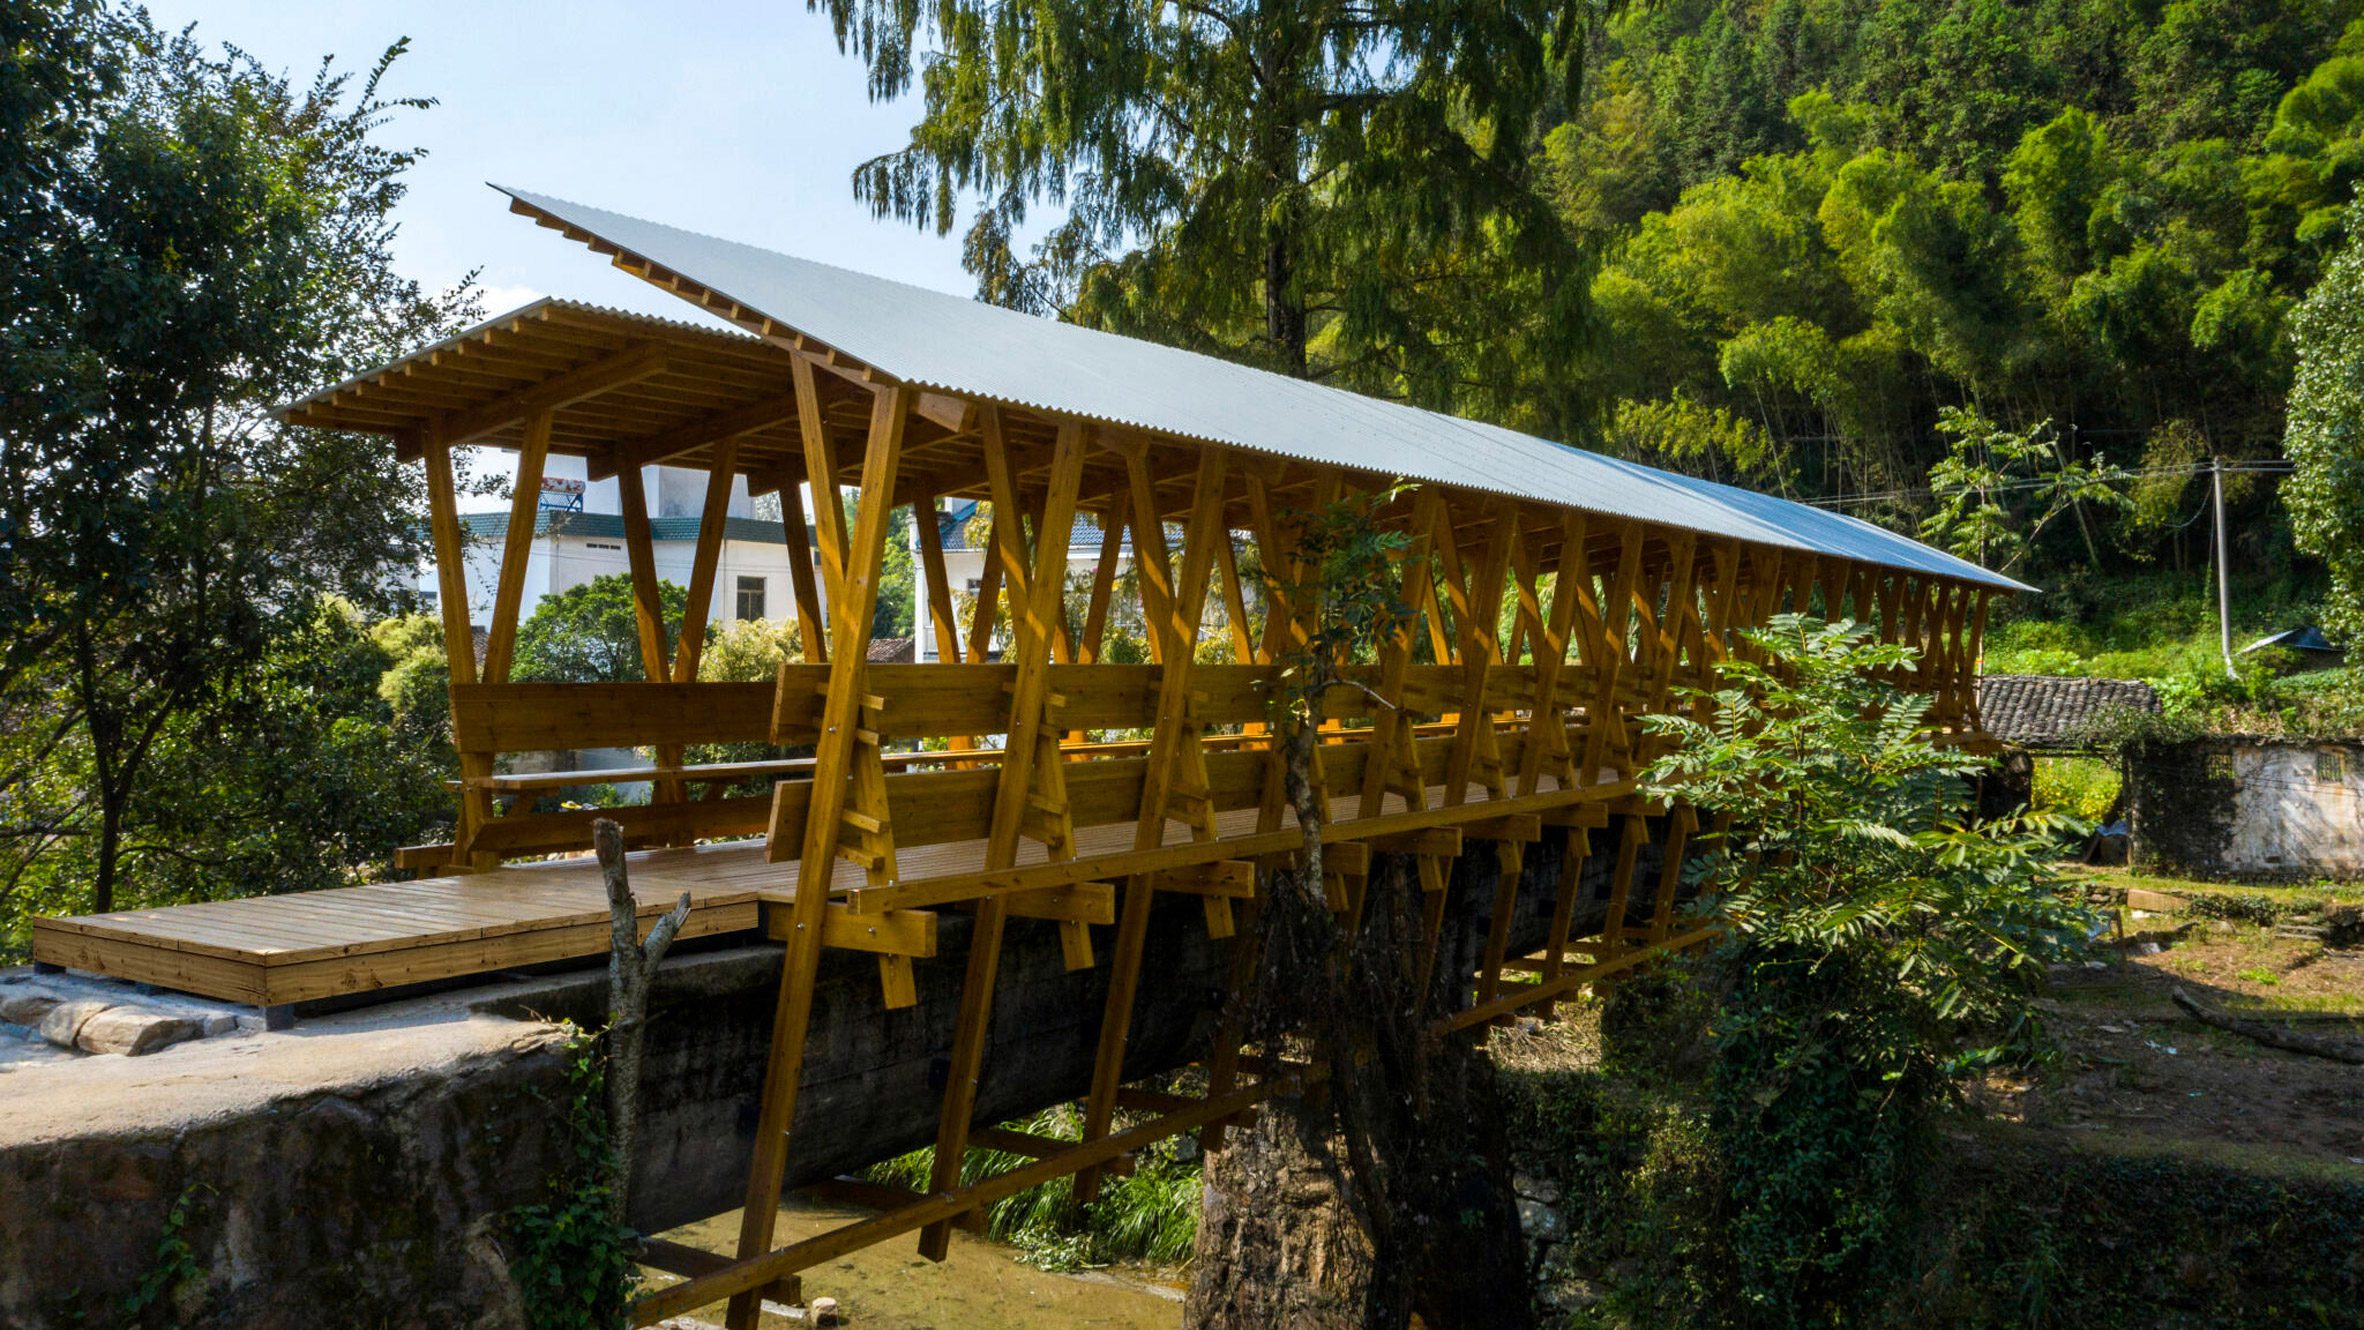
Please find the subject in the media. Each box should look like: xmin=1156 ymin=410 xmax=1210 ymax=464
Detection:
xmin=2285 ymin=207 xmax=2364 ymax=647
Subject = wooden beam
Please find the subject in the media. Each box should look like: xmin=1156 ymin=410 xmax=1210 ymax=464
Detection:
xmin=780 ymin=490 xmax=826 ymax=664
xmin=914 ymin=485 xmax=961 ymax=664
xmin=728 ymin=383 xmax=907 ymax=1330
xmin=920 ymin=414 xmax=1087 ymax=1259
xmin=420 ymin=426 xmax=493 ymax=871
xmin=669 ymin=436 xmax=741 ymax=683
xmin=397 ymin=341 xmax=668 ymax=461
xmin=480 ymin=408 xmax=555 ymax=686
xmin=616 ymin=464 xmax=672 ymax=682
xmin=1077 ymin=443 xmax=1228 ymax=1202
xmin=594 ymin=390 xmax=799 ymax=478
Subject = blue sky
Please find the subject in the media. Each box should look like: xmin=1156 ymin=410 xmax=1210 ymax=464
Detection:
xmin=143 ymin=1 xmax=985 ymax=323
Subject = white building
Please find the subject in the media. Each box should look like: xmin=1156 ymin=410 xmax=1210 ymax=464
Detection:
xmin=912 ymin=499 xmax=1126 ymax=662
xmin=425 ymin=463 xmax=1128 ymax=660
xmin=423 ymin=454 xmax=815 ymax=629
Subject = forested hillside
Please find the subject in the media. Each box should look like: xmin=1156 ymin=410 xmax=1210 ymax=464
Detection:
xmin=1558 ymin=0 xmax=2353 ymax=559
xmin=906 ymin=0 xmax=2362 ymax=596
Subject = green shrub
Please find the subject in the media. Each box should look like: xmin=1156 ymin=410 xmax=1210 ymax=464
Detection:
xmin=1642 ymin=616 xmax=2095 ymax=1326
xmin=2031 ymin=756 xmax=2122 ymax=822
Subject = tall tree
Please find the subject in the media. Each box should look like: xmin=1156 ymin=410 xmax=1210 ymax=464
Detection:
xmin=0 ymin=5 xmax=476 ymax=914
xmin=814 ymin=0 xmax=1596 ymax=418
xmin=2286 ymin=215 xmax=2364 ymax=647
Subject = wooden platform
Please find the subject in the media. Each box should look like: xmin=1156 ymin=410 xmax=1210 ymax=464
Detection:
xmin=28 ymin=849 xmax=768 ymax=1008
xmin=26 ymin=777 xmax=1612 ymax=1012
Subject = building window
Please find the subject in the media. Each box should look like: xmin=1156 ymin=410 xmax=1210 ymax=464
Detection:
xmin=736 ymin=575 xmax=766 ymax=621
xmin=2319 ymin=750 xmax=2346 ymax=782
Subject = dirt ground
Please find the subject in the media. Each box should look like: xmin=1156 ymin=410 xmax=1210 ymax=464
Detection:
xmin=1972 ymin=871 xmax=2364 ymax=1170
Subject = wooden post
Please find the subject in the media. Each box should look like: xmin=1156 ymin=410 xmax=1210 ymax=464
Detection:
xmin=914 ymin=485 xmax=960 ymax=664
xmin=1077 ymin=492 xmax=1126 ymax=665
xmin=781 ymin=486 xmax=827 ymax=664
xmin=670 ymin=437 xmax=741 ymax=684
xmin=1536 ymin=825 xmax=1592 ymax=1017
xmin=728 ymin=381 xmax=908 ymax=1330
xmin=1582 ymin=524 xmax=1645 ymax=785
xmin=420 ymin=426 xmax=495 ymax=871
xmin=481 ymin=408 xmax=553 ymax=685
xmin=1359 ymin=487 xmax=1440 ymax=819
xmin=1075 ymin=443 xmax=1227 ymax=1203
xmin=917 ymin=415 xmax=1088 ymax=1259
xmin=617 ymin=464 xmax=672 ymax=682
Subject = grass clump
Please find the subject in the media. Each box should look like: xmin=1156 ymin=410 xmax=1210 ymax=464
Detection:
xmin=864 ymin=1102 xmax=1200 ymax=1271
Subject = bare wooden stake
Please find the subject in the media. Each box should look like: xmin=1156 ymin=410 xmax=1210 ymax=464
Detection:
xmin=594 ymin=817 xmax=692 ymax=1229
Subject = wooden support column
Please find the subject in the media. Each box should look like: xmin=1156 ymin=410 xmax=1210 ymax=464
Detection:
xmin=1075 ymin=443 xmax=1228 ymax=1203
xmin=728 ymin=383 xmax=908 ymax=1330
xmin=480 ymin=409 xmax=553 ymax=685
xmin=1359 ymin=487 xmax=1441 ymax=820
xmin=918 ymin=416 xmax=1088 ymax=1260
xmin=1582 ymin=524 xmax=1646 ymax=784
xmin=1077 ymin=493 xmax=1126 ymax=665
xmin=1438 ymin=499 xmax=1516 ymax=806
xmin=617 ymin=464 xmax=671 ymax=681
xmin=781 ymin=487 xmax=827 ymax=664
xmin=1536 ymin=822 xmax=1594 ymax=1017
xmin=1645 ymin=804 xmax=1698 ymax=944
xmin=419 ymin=427 xmax=492 ymax=873
xmin=671 ymin=438 xmax=741 ymax=684
xmin=914 ymin=485 xmax=960 ymax=664
xmin=1514 ymin=510 xmax=1587 ymax=797
xmin=1598 ymin=812 xmax=1649 ymax=963
xmin=614 ymin=461 xmax=689 ymax=806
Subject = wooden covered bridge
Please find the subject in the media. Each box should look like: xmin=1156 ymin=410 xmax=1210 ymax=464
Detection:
xmin=30 ymin=188 xmax=2023 ymax=1325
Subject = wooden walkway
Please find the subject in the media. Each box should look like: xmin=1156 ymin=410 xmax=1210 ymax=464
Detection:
xmin=29 ymin=848 xmax=766 ymax=1010
xmin=26 ymin=777 xmax=1589 ymax=1016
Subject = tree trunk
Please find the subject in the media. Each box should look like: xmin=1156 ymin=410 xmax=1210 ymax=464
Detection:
xmin=93 ymin=794 xmax=123 ymax=915
xmin=1190 ymin=837 xmax=1534 ymax=1330
xmin=1266 ymin=235 xmax=1308 ymax=379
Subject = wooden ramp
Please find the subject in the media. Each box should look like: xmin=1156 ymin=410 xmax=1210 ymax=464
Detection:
xmin=28 ymin=846 xmax=769 ymax=1010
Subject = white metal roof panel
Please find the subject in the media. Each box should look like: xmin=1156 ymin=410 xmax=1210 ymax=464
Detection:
xmin=497 ymin=185 xmax=2028 ymax=592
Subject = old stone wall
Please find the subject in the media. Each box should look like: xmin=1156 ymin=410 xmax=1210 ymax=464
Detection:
xmin=2131 ymin=737 xmax=2364 ymax=879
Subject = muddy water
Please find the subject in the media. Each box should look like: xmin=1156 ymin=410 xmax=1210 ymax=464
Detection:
xmin=650 ymin=1200 xmax=1184 ymax=1329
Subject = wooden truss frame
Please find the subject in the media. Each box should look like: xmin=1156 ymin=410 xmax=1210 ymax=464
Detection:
xmin=345 ymin=298 xmax=2005 ymax=1324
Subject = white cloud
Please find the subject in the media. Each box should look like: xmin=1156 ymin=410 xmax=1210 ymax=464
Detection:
xmin=471 ymin=282 xmax=546 ymax=315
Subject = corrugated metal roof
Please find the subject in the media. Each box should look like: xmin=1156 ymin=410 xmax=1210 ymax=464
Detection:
xmin=498 ymin=185 xmax=2029 ymax=593
xmin=281 ymin=295 xmax=759 ymax=420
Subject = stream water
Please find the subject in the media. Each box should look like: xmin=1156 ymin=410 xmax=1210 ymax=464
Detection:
xmin=652 ymin=1200 xmax=1185 ymax=1328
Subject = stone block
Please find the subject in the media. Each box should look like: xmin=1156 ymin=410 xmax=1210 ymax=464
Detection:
xmin=37 ymin=1000 xmax=113 ymax=1050
xmin=75 ymin=1008 xmax=204 ymax=1057
xmin=0 ymin=992 xmax=63 ymax=1028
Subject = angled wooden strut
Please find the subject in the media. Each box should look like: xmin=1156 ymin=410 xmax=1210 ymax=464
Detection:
xmin=1581 ymin=523 xmax=1647 ymax=786
xmin=1074 ymin=442 xmax=1229 ymax=1204
xmin=419 ymin=425 xmax=489 ymax=873
xmin=917 ymin=413 xmax=1089 ymax=1260
xmin=726 ymin=377 xmax=908 ymax=1330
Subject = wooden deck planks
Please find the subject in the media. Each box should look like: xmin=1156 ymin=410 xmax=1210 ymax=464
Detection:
xmin=28 ymin=774 xmax=1616 ymax=1010
xmin=28 ymin=845 xmax=772 ymax=1007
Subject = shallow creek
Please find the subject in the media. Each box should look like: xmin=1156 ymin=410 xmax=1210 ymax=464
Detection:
xmin=652 ymin=1200 xmax=1185 ymax=1328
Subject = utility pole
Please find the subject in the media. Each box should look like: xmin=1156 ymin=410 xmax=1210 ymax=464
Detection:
xmin=2212 ymin=456 xmax=2234 ymax=680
